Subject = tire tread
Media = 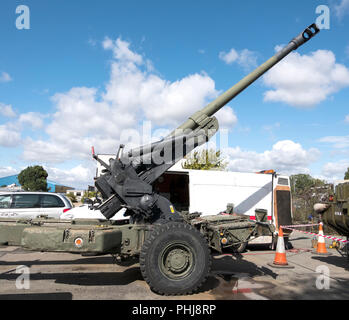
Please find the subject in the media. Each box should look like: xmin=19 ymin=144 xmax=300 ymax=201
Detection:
xmin=139 ymin=222 xmax=211 ymax=295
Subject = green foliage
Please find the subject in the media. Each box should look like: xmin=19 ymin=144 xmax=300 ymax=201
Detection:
xmin=290 ymin=174 xmax=332 ymax=222
xmin=182 ymin=149 xmax=227 ymax=171
xmin=345 ymin=168 xmax=349 ymax=180
xmin=66 ymin=192 xmax=77 ymax=203
xmin=81 ymin=191 xmax=97 ymax=204
xmin=290 ymin=174 xmax=325 ymax=195
xmin=18 ymin=166 xmax=48 ymax=192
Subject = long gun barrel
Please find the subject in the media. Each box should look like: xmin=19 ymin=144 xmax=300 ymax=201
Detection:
xmin=174 ymin=23 xmax=320 ymax=133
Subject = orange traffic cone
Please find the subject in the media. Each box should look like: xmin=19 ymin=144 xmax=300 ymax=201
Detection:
xmin=314 ymin=222 xmax=331 ymax=255
xmin=268 ymin=227 xmax=294 ymax=269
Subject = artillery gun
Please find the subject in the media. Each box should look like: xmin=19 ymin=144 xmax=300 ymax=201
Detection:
xmin=0 ymin=23 xmax=319 ymax=295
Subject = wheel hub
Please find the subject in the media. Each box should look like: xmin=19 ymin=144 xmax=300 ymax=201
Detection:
xmin=160 ymin=243 xmax=194 ymax=279
xmin=166 ymin=249 xmax=189 ymax=273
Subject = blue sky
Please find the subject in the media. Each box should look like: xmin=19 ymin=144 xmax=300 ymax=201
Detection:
xmin=0 ymin=0 xmax=349 ymax=188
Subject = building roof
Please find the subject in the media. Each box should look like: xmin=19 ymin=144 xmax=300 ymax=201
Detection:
xmin=0 ymin=174 xmax=72 ymax=192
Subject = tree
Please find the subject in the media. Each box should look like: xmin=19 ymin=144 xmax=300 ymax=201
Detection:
xmin=182 ymin=149 xmax=227 ymax=171
xmin=66 ymin=192 xmax=77 ymax=203
xmin=290 ymin=174 xmax=331 ymax=222
xmin=18 ymin=166 xmax=48 ymax=192
xmin=345 ymin=168 xmax=349 ymax=180
xmin=290 ymin=174 xmax=319 ymax=194
xmin=81 ymin=191 xmax=98 ymax=204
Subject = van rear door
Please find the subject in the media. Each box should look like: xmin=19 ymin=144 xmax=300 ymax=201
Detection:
xmin=273 ymin=176 xmax=293 ymax=229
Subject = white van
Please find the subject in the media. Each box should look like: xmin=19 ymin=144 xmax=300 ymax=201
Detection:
xmin=152 ymin=168 xmax=293 ymax=248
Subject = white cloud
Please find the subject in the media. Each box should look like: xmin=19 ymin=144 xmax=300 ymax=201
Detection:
xmin=321 ymin=160 xmax=349 ymax=181
xmin=219 ymin=48 xmax=258 ymax=70
xmin=19 ymin=112 xmax=45 ymax=129
xmin=334 ymin=0 xmax=349 ymax=20
xmin=219 ymin=48 xmax=239 ymax=64
xmin=0 ymin=124 xmax=21 ymax=147
xmin=0 ymin=72 xmax=12 ymax=83
xmin=102 ymin=38 xmax=219 ymax=127
xmin=319 ymin=135 xmax=349 ymax=149
xmin=22 ymin=37 xmax=226 ymax=164
xmin=0 ymin=103 xmax=16 ymax=118
xmin=103 ymin=37 xmax=143 ymax=64
xmin=0 ymin=166 xmax=17 ymax=178
xmin=3 ymin=37 xmax=236 ymax=187
xmin=46 ymin=164 xmax=95 ymax=189
xmin=215 ymin=106 xmax=238 ymax=130
xmin=345 ymin=115 xmax=349 ymax=123
xmin=0 ymin=111 xmax=46 ymax=149
xmin=222 ymin=140 xmax=320 ymax=175
xmin=263 ymin=50 xmax=349 ymax=107
xmin=237 ymin=49 xmax=258 ymax=70
xmin=22 ymin=138 xmax=73 ymax=163
xmin=134 ymin=73 xmax=218 ymax=126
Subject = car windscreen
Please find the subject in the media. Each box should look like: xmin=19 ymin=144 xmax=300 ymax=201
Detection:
xmin=12 ymin=194 xmax=41 ymax=208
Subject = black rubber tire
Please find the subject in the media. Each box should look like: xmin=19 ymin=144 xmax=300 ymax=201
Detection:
xmin=285 ymin=237 xmax=293 ymax=250
xmin=139 ymin=222 xmax=211 ymax=295
xmin=270 ymin=235 xmax=293 ymax=250
xmin=270 ymin=235 xmax=278 ymax=250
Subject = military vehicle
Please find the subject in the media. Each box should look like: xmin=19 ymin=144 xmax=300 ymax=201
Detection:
xmin=0 ymin=23 xmax=320 ymax=295
xmin=314 ymin=182 xmax=349 ymax=259
xmin=314 ymin=182 xmax=349 ymax=238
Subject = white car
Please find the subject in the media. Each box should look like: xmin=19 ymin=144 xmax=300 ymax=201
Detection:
xmin=60 ymin=204 xmax=127 ymax=221
xmin=0 ymin=192 xmax=73 ymax=219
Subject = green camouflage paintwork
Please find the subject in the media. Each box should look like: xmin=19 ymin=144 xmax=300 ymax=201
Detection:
xmin=322 ymin=183 xmax=349 ymax=237
xmin=0 ymin=215 xmax=273 ymax=255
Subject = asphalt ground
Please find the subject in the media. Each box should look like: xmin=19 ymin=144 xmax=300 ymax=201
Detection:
xmin=0 ymin=232 xmax=348 ymax=300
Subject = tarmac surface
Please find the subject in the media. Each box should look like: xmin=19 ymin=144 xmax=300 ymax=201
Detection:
xmin=0 ymin=232 xmax=348 ymax=300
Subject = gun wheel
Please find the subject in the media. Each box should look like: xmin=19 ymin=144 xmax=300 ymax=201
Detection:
xmin=139 ymin=222 xmax=211 ymax=295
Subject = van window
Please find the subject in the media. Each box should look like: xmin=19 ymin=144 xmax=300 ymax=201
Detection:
xmin=41 ymin=195 xmax=65 ymax=208
xmin=0 ymin=195 xmax=12 ymax=209
xmin=277 ymin=178 xmax=289 ymax=186
xmin=12 ymin=194 xmax=41 ymax=209
xmin=61 ymin=195 xmax=73 ymax=208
